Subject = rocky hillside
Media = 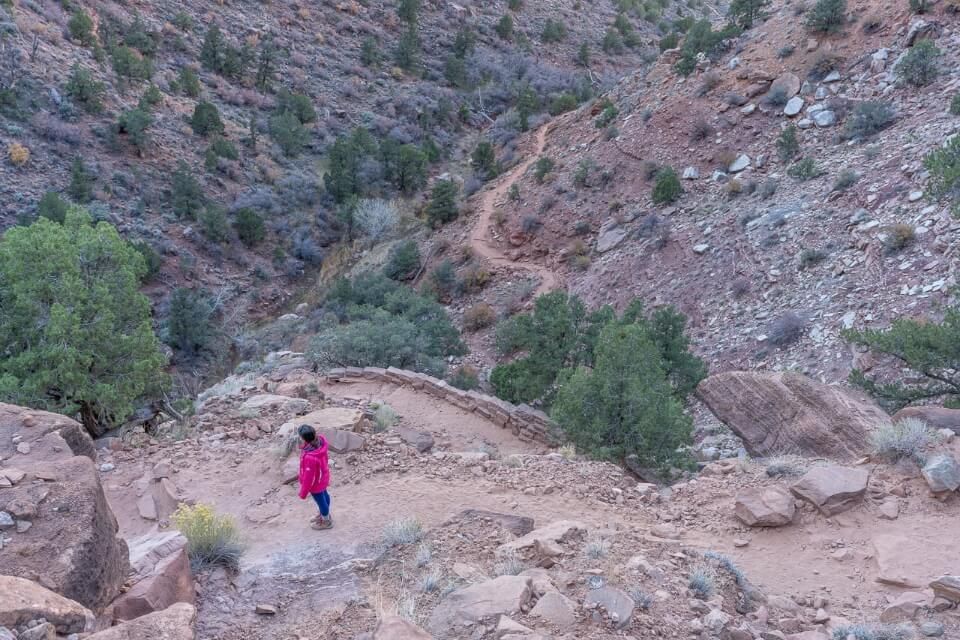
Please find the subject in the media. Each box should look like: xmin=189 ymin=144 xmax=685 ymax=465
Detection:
xmin=0 ymin=0 xmax=702 ymax=342
xmin=432 ymin=0 xmax=960 ymax=387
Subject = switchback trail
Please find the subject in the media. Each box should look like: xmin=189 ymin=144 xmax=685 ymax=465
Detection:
xmin=470 ymin=123 xmax=562 ymax=298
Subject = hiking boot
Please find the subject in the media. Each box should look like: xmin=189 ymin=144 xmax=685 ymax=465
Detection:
xmin=312 ymin=516 xmax=333 ymax=531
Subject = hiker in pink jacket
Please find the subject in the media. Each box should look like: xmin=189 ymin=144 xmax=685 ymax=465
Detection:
xmin=297 ymin=425 xmax=332 ymax=530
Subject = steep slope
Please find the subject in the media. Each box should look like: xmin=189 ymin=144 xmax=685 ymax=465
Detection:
xmin=451 ymin=0 xmax=960 ymax=385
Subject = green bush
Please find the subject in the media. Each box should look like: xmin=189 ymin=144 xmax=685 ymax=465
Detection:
xmin=951 ymin=94 xmax=960 ymax=116
xmin=844 ymin=101 xmax=895 ymax=140
xmin=208 ymin=137 xmax=238 ymax=161
xmin=806 ymin=0 xmax=846 ymax=33
xmin=277 ymin=89 xmax=317 ymax=124
xmin=552 ymin=322 xmax=693 ymax=469
xmin=398 ymin=0 xmax=420 ymax=23
xmin=138 ymin=84 xmax=162 ymax=110
xmin=65 ymin=64 xmax=105 ymax=113
xmin=170 ymin=161 xmax=205 ymax=219
xmin=729 ymin=0 xmax=770 ymax=29
xmin=173 ymin=11 xmax=194 ymax=31
xmin=449 ymin=365 xmax=480 ymax=390
xmin=496 ymin=14 xmax=514 ymax=40
xmin=361 ymin=37 xmax=380 ymax=67
xmin=269 ymin=110 xmax=305 ymax=157
xmin=178 ymin=67 xmax=201 ymax=97
xmin=0 ymin=209 xmax=168 ymax=436
xmin=776 ymin=125 xmax=800 ymax=161
xmin=472 ymin=141 xmax=498 ymax=180
xmin=603 ymin=29 xmax=625 ymax=54
xmin=491 ymin=293 xmax=705 ymax=406
xmin=394 ymin=27 xmax=420 ymax=72
xmin=652 ymin=167 xmax=682 ymax=204
xmin=384 ymin=240 xmax=421 ymax=281
xmin=508 ymin=0 xmax=522 ymax=9
xmin=534 ymin=156 xmax=555 ymax=183
xmin=659 ymin=32 xmax=679 ymax=51
xmin=910 ymin=0 xmax=930 ymax=13
xmin=68 ymin=10 xmax=96 ymax=46
xmin=594 ymin=98 xmax=618 ymax=128
xmin=167 ymin=287 xmax=215 ymax=355
xmin=844 ymin=304 xmax=960 ymax=409
xmin=787 ymin=157 xmax=823 ymax=181
xmin=308 ymin=273 xmax=465 ymax=377
xmin=199 ymin=205 xmax=230 ymax=244
xmin=924 ymin=134 xmax=960 ymax=204
xmin=234 ymin=208 xmax=265 ymax=247
xmin=200 ymin=25 xmax=225 ymax=72
xmin=191 ymin=101 xmax=224 ymax=137
xmin=68 ymin=157 xmax=93 ymax=203
xmin=896 ymin=40 xmax=941 ymax=87
xmin=115 ymin=108 xmax=153 ymax=154
xmin=549 ymin=93 xmax=579 ymax=115
xmin=111 ymin=45 xmax=153 ymax=80
xmin=542 ymin=18 xmax=567 ymax=43
xmin=674 ymin=19 xmax=739 ymax=76
xmin=37 ymin=191 xmax=69 ymax=224
xmin=426 ymin=179 xmax=459 ymax=227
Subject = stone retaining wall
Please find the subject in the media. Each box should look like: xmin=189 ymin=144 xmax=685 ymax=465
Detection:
xmin=324 ymin=366 xmax=559 ymax=446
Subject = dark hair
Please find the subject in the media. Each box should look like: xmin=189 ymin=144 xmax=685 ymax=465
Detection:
xmin=298 ymin=424 xmax=316 ymax=443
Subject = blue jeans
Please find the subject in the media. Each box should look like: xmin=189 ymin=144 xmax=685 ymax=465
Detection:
xmin=311 ymin=490 xmax=331 ymax=517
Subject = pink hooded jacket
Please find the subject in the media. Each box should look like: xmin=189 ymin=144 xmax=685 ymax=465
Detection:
xmin=298 ymin=436 xmax=330 ymax=499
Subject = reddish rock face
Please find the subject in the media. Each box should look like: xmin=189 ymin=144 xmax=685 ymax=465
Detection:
xmin=696 ymin=371 xmax=887 ymax=459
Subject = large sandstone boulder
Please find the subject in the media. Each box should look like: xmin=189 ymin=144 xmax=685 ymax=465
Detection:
xmin=585 ymin=586 xmax=635 ymax=628
xmin=697 ymin=372 xmax=886 ymax=458
xmin=86 ymin=603 xmax=196 ymax=640
xmin=790 ymin=465 xmax=869 ymax=516
xmin=0 ymin=403 xmax=95 ymax=462
xmin=0 ymin=456 xmax=129 ymax=611
xmin=892 ymin=406 xmax=960 ymax=434
xmin=930 ymin=576 xmax=960 ymax=603
xmin=872 ymin=535 xmax=960 ymax=588
xmin=373 ymin=616 xmax=432 ymax=639
xmin=0 ymin=576 xmax=95 ymax=634
xmin=240 ymin=394 xmax=310 ymax=416
xmin=444 ymin=510 xmax=535 ymax=537
xmin=530 ymin=591 xmax=576 ymax=626
xmin=735 ymin=486 xmax=796 ymax=527
xmin=428 ymin=576 xmax=532 ymax=635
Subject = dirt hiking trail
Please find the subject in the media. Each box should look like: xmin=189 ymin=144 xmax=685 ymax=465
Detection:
xmin=471 ymin=123 xmax=562 ymax=298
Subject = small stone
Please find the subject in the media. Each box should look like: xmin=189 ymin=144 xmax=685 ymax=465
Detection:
xmin=733 ymin=539 xmax=750 ymax=548
xmin=683 ymin=166 xmax=700 ymax=180
xmin=15 ymin=520 xmax=31 ymax=533
xmin=920 ymin=621 xmax=945 ymax=637
xmin=255 ymin=604 xmax=278 ymax=615
xmin=15 ymin=442 xmax=30 ymax=455
xmin=693 ymin=243 xmax=710 ymax=255
xmin=813 ymin=608 xmax=830 ymax=623
xmin=0 ymin=512 xmax=13 ymax=530
xmin=784 ymin=96 xmax=804 ymax=116
xmin=99 ymin=463 xmax=115 ymax=473
xmin=909 ymin=190 xmax=923 ymax=202
xmin=823 ymin=70 xmax=841 ymax=83
xmin=728 ymin=154 xmax=751 ymax=173
xmin=922 ymin=454 xmax=960 ymax=493
xmin=812 ymin=110 xmax=835 ymax=127
xmin=741 ymin=103 xmax=756 ymax=115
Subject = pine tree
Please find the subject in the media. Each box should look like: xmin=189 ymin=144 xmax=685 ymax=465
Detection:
xmin=426 ymin=179 xmax=459 ymax=227
xmin=200 ymin=25 xmax=224 ymax=71
xmin=255 ymin=38 xmax=276 ymax=92
xmin=471 ymin=141 xmax=498 ymax=180
xmin=68 ymin=157 xmax=93 ymax=203
xmin=729 ymin=0 xmax=771 ymax=29
xmin=0 ymin=209 xmax=168 ymax=436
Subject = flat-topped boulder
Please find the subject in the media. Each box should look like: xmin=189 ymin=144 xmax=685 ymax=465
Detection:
xmin=277 ymin=407 xmax=365 ymax=439
xmin=735 ymin=485 xmax=796 ymax=527
xmin=892 ymin=406 xmax=960 ymax=434
xmin=790 ymin=465 xmax=869 ymax=516
xmin=0 ymin=402 xmax=95 ymax=462
xmin=240 ymin=394 xmax=311 ymax=416
xmin=697 ymin=372 xmax=885 ymax=458
xmin=0 ymin=456 xmax=129 ymax=611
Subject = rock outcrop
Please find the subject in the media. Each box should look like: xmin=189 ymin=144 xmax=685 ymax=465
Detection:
xmin=0 ymin=456 xmax=129 ymax=611
xmin=373 ymin=616 xmax=432 ymax=640
xmin=428 ymin=576 xmax=533 ymax=635
xmin=892 ymin=406 xmax=960 ymax=434
xmin=0 ymin=402 xmax=95 ymax=462
xmin=735 ymin=486 xmax=796 ymax=527
xmin=696 ymin=372 xmax=886 ymax=458
xmin=86 ymin=603 xmax=196 ymax=640
xmin=790 ymin=465 xmax=869 ymax=516
xmin=0 ymin=576 xmax=95 ymax=634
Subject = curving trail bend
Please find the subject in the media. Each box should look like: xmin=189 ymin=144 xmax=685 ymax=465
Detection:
xmin=469 ymin=124 xmax=562 ymax=298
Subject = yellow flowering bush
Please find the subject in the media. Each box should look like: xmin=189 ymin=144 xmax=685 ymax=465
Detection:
xmin=171 ymin=503 xmax=244 ymax=571
xmin=8 ymin=143 xmax=29 ymax=167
